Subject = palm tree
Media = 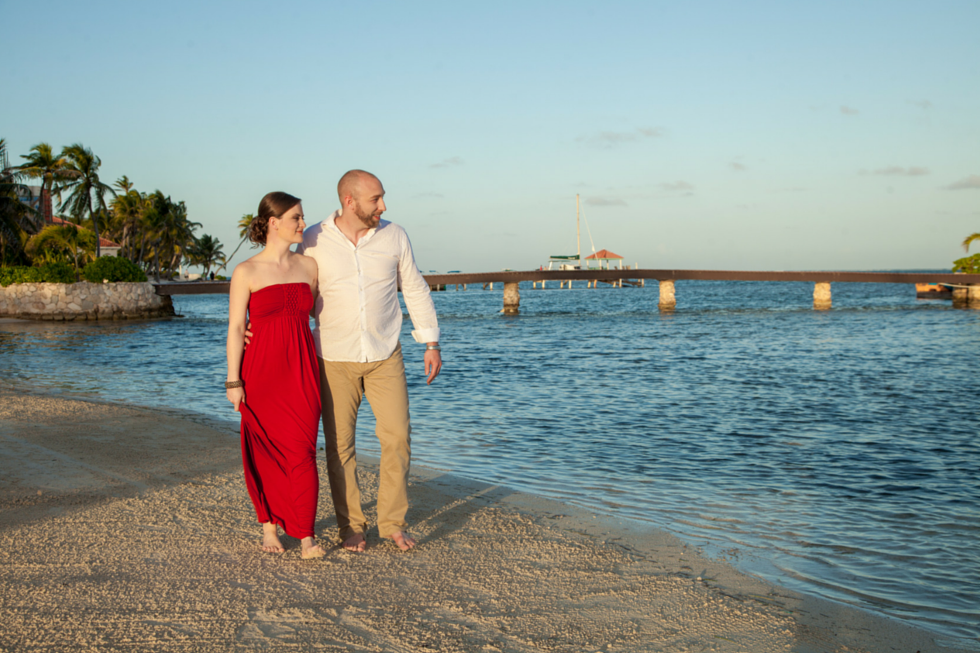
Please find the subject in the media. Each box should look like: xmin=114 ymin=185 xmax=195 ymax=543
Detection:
xmin=963 ymin=232 xmax=980 ymax=252
xmin=26 ymin=223 xmax=96 ymax=273
xmin=136 ymin=191 xmax=199 ymax=280
xmin=163 ymin=200 xmax=201 ymax=273
xmin=58 ymin=144 xmax=115 ymax=257
xmin=220 ymin=213 xmax=256 ymax=270
xmin=238 ymin=213 xmax=255 ymax=240
xmin=104 ymin=176 xmax=137 ymax=257
xmin=114 ymin=175 xmax=134 ymax=194
xmin=0 ymin=139 xmax=42 ymax=263
xmin=108 ymin=189 xmax=148 ymax=262
xmin=141 ymin=191 xmax=171 ymax=281
xmin=188 ymin=233 xmax=226 ymax=278
xmin=16 ymin=142 xmax=69 ymax=225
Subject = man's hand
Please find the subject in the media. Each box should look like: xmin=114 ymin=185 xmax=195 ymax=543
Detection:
xmin=424 ymin=346 xmax=442 ymax=385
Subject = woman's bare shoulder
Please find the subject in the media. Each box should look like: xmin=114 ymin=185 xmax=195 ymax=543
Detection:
xmin=230 ymin=258 xmax=259 ymax=286
xmin=294 ymin=252 xmax=318 ymax=276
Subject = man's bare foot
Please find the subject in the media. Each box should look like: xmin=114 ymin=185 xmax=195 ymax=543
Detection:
xmin=261 ymin=522 xmax=284 ymax=553
xmin=388 ymin=531 xmax=417 ymax=551
xmin=342 ymin=532 xmax=367 ymax=553
xmin=300 ymin=537 xmax=327 ymax=559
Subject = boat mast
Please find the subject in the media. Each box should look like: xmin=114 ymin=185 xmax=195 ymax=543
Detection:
xmin=576 ymin=194 xmax=581 ymax=269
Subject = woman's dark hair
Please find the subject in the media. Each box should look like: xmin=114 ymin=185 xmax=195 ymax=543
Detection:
xmin=248 ymin=192 xmax=302 ymax=245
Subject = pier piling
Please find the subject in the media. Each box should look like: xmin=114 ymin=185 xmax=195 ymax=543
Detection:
xmin=952 ymin=288 xmax=967 ymax=307
xmin=953 ymin=285 xmax=980 ymax=309
xmin=503 ymin=282 xmax=520 ymax=314
xmin=658 ymin=280 xmax=676 ymax=310
xmin=813 ymin=282 xmax=832 ymax=310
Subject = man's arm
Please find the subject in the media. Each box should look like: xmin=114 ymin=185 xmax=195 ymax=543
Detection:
xmin=397 ymin=229 xmax=442 ymax=384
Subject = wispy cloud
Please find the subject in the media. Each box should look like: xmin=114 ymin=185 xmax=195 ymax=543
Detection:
xmin=730 ymin=161 xmax=748 ymax=172
xmin=430 ymin=157 xmax=464 ymax=169
xmin=585 ymin=196 xmax=627 ymax=207
xmin=944 ymin=175 xmax=980 ymax=190
xmin=577 ymin=127 xmax=662 ymax=148
xmin=840 ymin=105 xmax=860 ymax=116
xmin=908 ymin=99 xmax=933 ymax=110
xmin=860 ymin=166 xmax=930 ymax=177
xmin=660 ymin=181 xmax=693 ymax=192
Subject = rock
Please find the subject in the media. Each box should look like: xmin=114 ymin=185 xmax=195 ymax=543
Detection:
xmin=0 ymin=281 xmax=171 ymax=321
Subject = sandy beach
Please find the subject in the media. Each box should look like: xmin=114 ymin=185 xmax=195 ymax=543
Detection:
xmin=0 ymin=387 xmax=968 ymax=653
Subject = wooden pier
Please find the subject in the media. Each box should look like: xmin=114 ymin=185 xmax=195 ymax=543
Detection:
xmin=153 ymin=269 xmax=980 ymax=313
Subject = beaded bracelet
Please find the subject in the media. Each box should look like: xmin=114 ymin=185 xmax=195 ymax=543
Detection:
xmin=225 ymin=380 xmax=244 ymax=389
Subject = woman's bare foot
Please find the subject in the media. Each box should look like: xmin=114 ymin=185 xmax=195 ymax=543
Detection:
xmin=261 ymin=522 xmax=284 ymax=553
xmin=388 ymin=531 xmax=417 ymax=551
xmin=300 ymin=537 xmax=327 ymax=559
xmin=342 ymin=532 xmax=367 ymax=553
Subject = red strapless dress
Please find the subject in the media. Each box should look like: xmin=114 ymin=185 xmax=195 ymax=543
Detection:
xmin=240 ymin=283 xmax=321 ymax=539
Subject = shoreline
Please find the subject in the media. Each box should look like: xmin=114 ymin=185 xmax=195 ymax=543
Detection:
xmin=0 ymin=386 xmax=973 ymax=652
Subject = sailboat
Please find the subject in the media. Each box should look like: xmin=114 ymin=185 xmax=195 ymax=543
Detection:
xmin=542 ymin=196 xmax=640 ymax=288
xmin=546 ymin=195 xmax=587 ymax=270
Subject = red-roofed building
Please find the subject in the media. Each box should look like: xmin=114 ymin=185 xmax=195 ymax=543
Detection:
xmin=585 ymin=249 xmax=624 ymax=270
xmin=51 ymin=216 xmax=122 ymax=258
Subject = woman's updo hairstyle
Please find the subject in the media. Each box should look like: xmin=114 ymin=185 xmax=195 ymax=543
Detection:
xmin=249 ymin=192 xmax=302 ymax=245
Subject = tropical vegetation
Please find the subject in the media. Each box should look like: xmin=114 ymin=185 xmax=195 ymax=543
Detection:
xmin=0 ymin=139 xmax=43 ymax=264
xmin=80 ymin=256 xmax=147 ymax=283
xmin=0 ymin=262 xmax=74 ymax=287
xmin=1 ymin=138 xmax=225 ymax=282
xmin=953 ymin=231 xmax=980 ymax=274
xmin=27 ymin=223 xmax=96 ymax=272
xmin=187 ymin=233 xmax=226 ymax=278
xmin=218 ymin=213 xmax=256 ymax=274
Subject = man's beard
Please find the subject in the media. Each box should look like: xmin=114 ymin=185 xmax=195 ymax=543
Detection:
xmin=352 ymin=202 xmax=380 ymax=228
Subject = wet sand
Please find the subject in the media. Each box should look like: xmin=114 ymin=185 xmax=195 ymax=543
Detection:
xmin=0 ymin=388 xmax=967 ymax=652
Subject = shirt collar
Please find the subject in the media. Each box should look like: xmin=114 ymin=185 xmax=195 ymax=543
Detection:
xmin=326 ymin=211 xmax=388 ymax=246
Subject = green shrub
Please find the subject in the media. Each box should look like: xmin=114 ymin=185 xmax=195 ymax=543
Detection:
xmin=0 ymin=262 xmax=76 ymax=286
xmin=80 ymin=256 xmax=148 ymax=283
xmin=952 ymin=253 xmax=980 ymax=275
xmin=40 ymin=261 xmax=76 ymax=284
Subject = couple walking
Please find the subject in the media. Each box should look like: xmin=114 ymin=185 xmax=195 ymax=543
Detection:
xmin=225 ymin=170 xmax=441 ymax=558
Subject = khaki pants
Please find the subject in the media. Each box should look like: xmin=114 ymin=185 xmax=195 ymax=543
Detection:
xmin=317 ymin=345 xmax=411 ymax=539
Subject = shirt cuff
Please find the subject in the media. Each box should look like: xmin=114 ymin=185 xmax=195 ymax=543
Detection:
xmin=412 ymin=328 xmax=441 ymax=344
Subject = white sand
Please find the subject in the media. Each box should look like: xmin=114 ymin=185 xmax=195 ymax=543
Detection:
xmin=0 ymin=388 xmax=967 ymax=652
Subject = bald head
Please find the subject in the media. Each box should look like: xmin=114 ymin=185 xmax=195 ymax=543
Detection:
xmin=337 ymin=169 xmax=386 ymax=229
xmin=337 ymin=169 xmax=380 ymax=205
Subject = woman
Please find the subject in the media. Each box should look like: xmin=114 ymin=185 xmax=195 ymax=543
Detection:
xmin=225 ymin=192 xmax=325 ymax=559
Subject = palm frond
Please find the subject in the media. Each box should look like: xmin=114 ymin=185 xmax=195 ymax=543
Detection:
xmin=962 ymin=232 xmax=980 ymax=252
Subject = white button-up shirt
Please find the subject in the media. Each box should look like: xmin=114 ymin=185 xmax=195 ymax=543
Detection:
xmin=297 ymin=211 xmax=440 ymax=363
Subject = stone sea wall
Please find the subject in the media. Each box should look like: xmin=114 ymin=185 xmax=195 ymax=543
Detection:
xmin=0 ymin=282 xmax=175 ymax=320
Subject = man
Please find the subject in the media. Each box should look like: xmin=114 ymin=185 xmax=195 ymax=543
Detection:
xmin=297 ymin=170 xmax=441 ymax=552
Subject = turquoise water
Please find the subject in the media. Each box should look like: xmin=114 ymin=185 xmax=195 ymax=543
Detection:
xmin=1 ymin=279 xmax=977 ymax=646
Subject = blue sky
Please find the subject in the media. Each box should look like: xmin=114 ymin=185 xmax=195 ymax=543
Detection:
xmin=3 ymin=0 xmax=978 ymax=272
